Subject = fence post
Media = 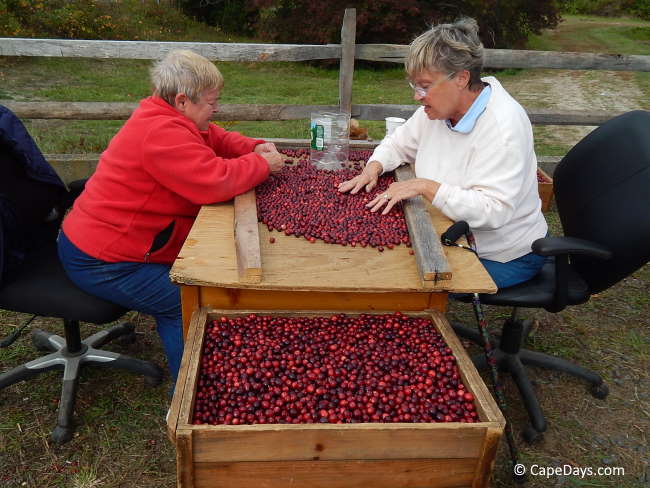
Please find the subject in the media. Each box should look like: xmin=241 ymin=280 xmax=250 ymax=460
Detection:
xmin=339 ymin=8 xmax=356 ymax=115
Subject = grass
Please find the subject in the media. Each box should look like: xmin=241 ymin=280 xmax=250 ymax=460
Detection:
xmin=0 ymin=55 xmax=412 ymax=145
xmin=527 ymin=14 xmax=650 ymax=54
xmin=0 ymin=315 xmax=174 ymax=488
xmin=446 ymin=263 xmax=650 ymax=488
xmin=1 ymin=10 xmax=649 ymax=488
xmin=2 ymin=15 xmax=649 ymax=153
xmin=1 ymin=256 xmax=648 ymax=488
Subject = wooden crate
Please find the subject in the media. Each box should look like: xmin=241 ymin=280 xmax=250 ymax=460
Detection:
xmin=537 ymin=168 xmax=554 ymax=212
xmin=168 ymin=308 xmax=505 ymax=488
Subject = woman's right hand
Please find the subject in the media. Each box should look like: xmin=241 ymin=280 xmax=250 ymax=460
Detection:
xmin=338 ymin=160 xmax=383 ymax=194
xmin=261 ymin=150 xmax=284 ymax=174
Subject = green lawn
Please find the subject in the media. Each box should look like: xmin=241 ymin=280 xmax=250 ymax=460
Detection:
xmin=1 ymin=54 xmax=416 ymax=146
xmin=2 ymin=15 xmax=649 ymax=153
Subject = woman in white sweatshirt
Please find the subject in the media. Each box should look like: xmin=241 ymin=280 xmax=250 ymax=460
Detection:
xmin=338 ymin=17 xmax=548 ymax=289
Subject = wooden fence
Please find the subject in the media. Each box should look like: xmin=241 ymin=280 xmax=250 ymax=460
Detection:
xmin=1 ymin=8 xmax=649 ymax=181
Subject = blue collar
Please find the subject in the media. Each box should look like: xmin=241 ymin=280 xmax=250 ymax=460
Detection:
xmin=446 ymin=84 xmax=491 ymax=134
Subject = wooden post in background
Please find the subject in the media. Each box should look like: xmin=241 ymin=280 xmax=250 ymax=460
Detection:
xmin=339 ymin=8 xmax=356 ymax=115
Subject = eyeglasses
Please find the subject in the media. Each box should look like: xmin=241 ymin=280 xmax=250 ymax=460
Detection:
xmin=408 ymin=72 xmax=456 ymax=97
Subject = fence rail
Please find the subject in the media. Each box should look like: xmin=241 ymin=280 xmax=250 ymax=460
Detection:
xmin=42 ymin=150 xmax=565 ymax=184
xmin=0 ymin=37 xmax=343 ymax=62
xmin=2 ymin=100 xmax=619 ymax=126
xmin=3 ymin=38 xmax=650 ymax=71
xmin=1 ymin=7 xmax=648 ymax=180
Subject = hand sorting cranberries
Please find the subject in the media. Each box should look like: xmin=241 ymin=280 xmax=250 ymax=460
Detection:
xmin=193 ymin=312 xmax=478 ymax=425
xmin=255 ymin=149 xmax=411 ymax=250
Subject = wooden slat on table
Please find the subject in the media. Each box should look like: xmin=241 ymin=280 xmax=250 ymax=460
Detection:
xmin=233 ymin=190 xmax=262 ymax=283
xmin=394 ymin=165 xmax=452 ymax=283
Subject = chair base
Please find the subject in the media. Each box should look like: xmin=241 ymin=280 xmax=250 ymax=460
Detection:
xmin=452 ymin=318 xmax=608 ymax=442
xmin=0 ymin=321 xmax=164 ymax=444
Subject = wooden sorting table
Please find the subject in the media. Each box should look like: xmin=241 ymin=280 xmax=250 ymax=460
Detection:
xmin=169 ymin=186 xmax=502 ymax=488
xmin=171 ymin=200 xmax=496 ymax=337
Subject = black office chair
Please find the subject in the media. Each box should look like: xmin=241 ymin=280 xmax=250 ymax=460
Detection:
xmin=452 ymin=110 xmax=650 ymax=443
xmin=0 ymin=107 xmax=163 ymax=444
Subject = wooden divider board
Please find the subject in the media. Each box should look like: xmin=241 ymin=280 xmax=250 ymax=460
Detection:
xmin=394 ymin=165 xmax=452 ymax=283
xmin=233 ymin=190 xmax=262 ymax=283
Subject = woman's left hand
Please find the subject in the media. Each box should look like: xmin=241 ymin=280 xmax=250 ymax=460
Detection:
xmin=254 ymin=142 xmax=278 ymax=154
xmin=367 ymin=178 xmax=440 ymax=215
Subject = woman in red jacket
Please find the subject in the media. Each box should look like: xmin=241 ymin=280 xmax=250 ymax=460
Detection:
xmin=58 ymin=49 xmax=283 ymax=386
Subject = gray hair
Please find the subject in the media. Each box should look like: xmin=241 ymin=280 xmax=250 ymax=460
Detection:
xmin=406 ymin=17 xmax=484 ymax=91
xmin=150 ymin=49 xmax=224 ymax=105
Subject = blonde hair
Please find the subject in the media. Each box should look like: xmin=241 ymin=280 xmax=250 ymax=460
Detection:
xmin=150 ymin=49 xmax=224 ymax=105
xmin=406 ymin=17 xmax=484 ymax=91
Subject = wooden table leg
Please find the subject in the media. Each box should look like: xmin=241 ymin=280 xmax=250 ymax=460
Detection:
xmin=428 ymin=292 xmax=448 ymax=312
xmin=181 ymin=285 xmax=199 ymax=338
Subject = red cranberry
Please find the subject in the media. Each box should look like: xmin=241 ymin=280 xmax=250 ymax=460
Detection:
xmin=192 ymin=313 xmax=478 ymax=426
xmin=256 ymin=156 xmax=410 ymax=252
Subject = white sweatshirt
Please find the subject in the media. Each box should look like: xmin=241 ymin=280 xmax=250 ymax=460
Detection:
xmin=372 ymin=76 xmax=548 ymax=262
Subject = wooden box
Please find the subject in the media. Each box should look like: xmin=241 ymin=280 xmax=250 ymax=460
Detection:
xmin=537 ymin=168 xmax=554 ymax=212
xmin=168 ymin=308 xmax=505 ymax=488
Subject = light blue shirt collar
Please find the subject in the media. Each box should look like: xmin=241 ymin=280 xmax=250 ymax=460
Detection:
xmin=446 ymin=84 xmax=491 ymax=134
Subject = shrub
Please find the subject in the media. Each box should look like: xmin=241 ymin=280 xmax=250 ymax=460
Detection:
xmin=0 ymin=0 xmax=124 ymax=38
xmin=179 ymin=0 xmax=259 ymax=35
xmin=629 ymin=0 xmax=650 ymax=18
xmin=251 ymin=0 xmax=562 ymax=49
xmin=559 ymin=0 xmax=650 ymax=19
xmin=0 ymin=0 xmax=203 ymax=40
xmin=0 ymin=1 xmax=24 ymax=37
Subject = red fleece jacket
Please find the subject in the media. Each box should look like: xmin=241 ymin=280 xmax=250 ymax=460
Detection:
xmin=62 ymin=96 xmax=269 ymax=264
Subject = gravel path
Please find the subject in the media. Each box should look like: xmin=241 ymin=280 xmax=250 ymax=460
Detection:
xmin=503 ymin=68 xmax=648 ymax=151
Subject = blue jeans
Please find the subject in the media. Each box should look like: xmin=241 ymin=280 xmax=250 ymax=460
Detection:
xmin=480 ymin=252 xmax=547 ymax=289
xmin=57 ymin=231 xmax=183 ymax=382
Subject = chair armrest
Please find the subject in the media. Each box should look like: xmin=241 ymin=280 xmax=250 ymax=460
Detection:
xmin=533 ymin=236 xmax=611 ymax=313
xmin=67 ymin=179 xmax=88 ymax=202
xmin=532 ymin=236 xmax=612 ymax=260
xmin=58 ymin=178 xmax=88 ymax=211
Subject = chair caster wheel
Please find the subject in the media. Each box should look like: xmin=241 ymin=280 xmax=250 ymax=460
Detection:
xmin=522 ymin=425 xmax=544 ymax=444
xmin=51 ymin=425 xmax=74 ymax=444
xmin=32 ymin=330 xmax=55 ymax=352
xmin=590 ymin=382 xmax=609 ymax=399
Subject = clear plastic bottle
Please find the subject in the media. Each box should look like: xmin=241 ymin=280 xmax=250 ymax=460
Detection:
xmin=310 ymin=112 xmax=350 ymax=171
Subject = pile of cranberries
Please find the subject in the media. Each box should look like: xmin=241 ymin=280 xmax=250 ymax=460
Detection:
xmin=278 ymin=148 xmax=373 ymax=168
xmin=256 ymin=159 xmax=410 ymax=250
xmin=192 ymin=312 xmax=478 ymax=426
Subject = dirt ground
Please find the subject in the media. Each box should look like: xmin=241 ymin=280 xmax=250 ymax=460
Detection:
xmin=504 ymin=68 xmax=648 ymax=156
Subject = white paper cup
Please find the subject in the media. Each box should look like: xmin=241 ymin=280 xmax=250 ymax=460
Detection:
xmin=385 ymin=117 xmax=406 ymax=136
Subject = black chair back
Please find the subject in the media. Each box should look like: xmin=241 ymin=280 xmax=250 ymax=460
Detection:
xmin=0 ymin=130 xmax=66 ymax=283
xmin=554 ymin=110 xmax=650 ymax=293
